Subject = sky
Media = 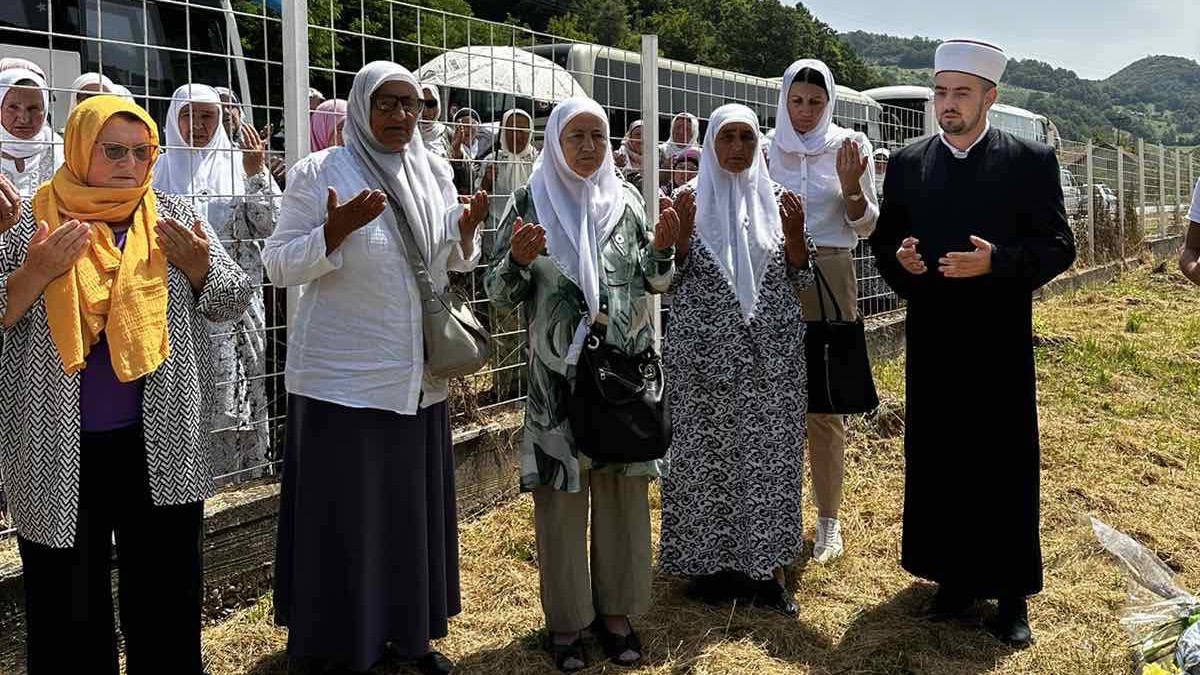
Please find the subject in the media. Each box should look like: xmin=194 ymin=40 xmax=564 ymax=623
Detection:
xmin=797 ymin=0 xmax=1200 ymax=80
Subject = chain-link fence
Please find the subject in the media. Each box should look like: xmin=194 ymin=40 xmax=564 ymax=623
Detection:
xmin=2 ymin=0 xmax=1198 ymax=538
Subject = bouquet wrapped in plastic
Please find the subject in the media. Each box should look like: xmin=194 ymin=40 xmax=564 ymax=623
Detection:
xmin=1091 ymin=518 xmax=1200 ymax=674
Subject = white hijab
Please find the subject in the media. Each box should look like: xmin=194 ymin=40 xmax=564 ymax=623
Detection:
xmin=618 ymin=119 xmax=643 ymax=176
xmin=153 ymin=83 xmax=245 ymax=227
xmin=343 ymin=61 xmax=456 ymax=268
xmin=418 ymin=84 xmax=447 ymax=150
xmin=494 ymin=108 xmax=537 ymax=193
xmin=662 ymin=112 xmax=699 ymax=160
xmin=68 ymin=72 xmax=116 ymax=113
xmin=694 ymin=104 xmax=782 ymax=320
xmin=0 ymin=69 xmax=54 ymax=160
xmin=530 ymin=96 xmax=624 ymax=363
xmin=769 ymin=59 xmax=854 ymax=190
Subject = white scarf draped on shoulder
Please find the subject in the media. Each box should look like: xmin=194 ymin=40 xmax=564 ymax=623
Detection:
xmin=694 ymin=104 xmax=783 ymax=320
xmin=153 ymin=83 xmax=246 ymax=227
xmin=343 ymin=61 xmax=459 ymax=269
xmin=529 ymin=96 xmax=625 ymax=364
xmin=0 ymin=68 xmax=55 ymax=161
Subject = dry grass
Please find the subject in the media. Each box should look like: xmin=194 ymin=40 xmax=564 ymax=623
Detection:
xmin=202 ymin=266 xmax=1200 ymax=675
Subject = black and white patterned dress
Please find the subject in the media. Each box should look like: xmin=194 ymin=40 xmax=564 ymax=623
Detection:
xmin=658 ymin=180 xmax=814 ymax=581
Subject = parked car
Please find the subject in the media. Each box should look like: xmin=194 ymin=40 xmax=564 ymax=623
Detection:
xmin=1061 ymin=168 xmax=1084 ymax=218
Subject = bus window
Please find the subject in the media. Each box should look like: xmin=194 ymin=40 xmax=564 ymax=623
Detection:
xmin=0 ymin=0 xmax=49 ymax=32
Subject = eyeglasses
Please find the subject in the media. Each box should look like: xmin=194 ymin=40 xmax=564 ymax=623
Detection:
xmin=371 ymin=94 xmax=422 ymax=116
xmin=99 ymin=142 xmax=157 ymax=162
xmin=423 ymin=99 xmax=438 ymax=109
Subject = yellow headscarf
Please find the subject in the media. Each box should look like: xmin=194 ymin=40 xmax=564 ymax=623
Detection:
xmin=35 ymin=96 xmax=169 ymax=382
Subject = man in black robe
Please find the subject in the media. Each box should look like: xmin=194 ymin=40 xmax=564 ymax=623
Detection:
xmin=868 ymin=39 xmax=1076 ymax=648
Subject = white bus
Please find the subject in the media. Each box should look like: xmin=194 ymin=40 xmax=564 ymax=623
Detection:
xmin=527 ymin=43 xmax=883 ymax=144
xmin=863 ymin=84 xmax=1059 ymax=149
xmin=1 ymin=0 xmax=257 ymax=129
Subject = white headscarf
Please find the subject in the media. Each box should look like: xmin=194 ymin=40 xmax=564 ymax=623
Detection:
xmin=662 ymin=112 xmax=699 ymax=160
xmin=494 ymin=108 xmax=537 ymax=194
xmin=530 ymin=96 xmax=624 ymax=363
xmin=153 ymin=83 xmax=245 ymax=227
xmin=109 ymin=83 xmax=135 ymax=101
xmin=68 ymin=72 xmax=116 ymax=113
xmin=343 ymin=61 xmax=457 ymax=268
xmin=617 ymin=119 xmax=643 ymax=176
xmin=769 ymin=59 xmax=854 ymax=190
xmin=694 ymin=104 xmax=782 ymax=320
xmin=0 ymin=68 xmax=53 ymax=160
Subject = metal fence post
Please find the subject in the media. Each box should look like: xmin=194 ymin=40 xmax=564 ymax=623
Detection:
xmin=1085 ymin=140 xmax=1095 ymax=264
xmin=641 ymin=35 xmax=661 ymax=347
xmin=283 ymin=0 xmax=311 ymax=342
xmin=1117 ymin=146 xmax=1125 ymax=262
xmin=1159 ymin=144 xmax=1167 ymax=237
xmin=1176 ymin=148 xmax=1183 ymax=226
xmin=1138 ymin=139 xmax=1147 ymax=244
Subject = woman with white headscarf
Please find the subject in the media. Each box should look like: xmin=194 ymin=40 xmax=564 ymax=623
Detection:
xmin=265 ymin=60 xmax=488 ymax=675
xmin=67 ymin=72 xmax=117 ymax=115
xmin=0 ymin=69 xmax=64 ymax=197
xmin=478 ymin=108 xmax=538 ymax=401
xmin=448 ymin=106 xmax=488 ymax=194
xmin=485 ymin=97 xmax=678 ymax=673
xmin=658 ymin=103 xmax=814 ymax=615
xmin=153 ymin=83 xmax=278 ymax=486
xmin=419 ymin=83 xmax=449 ymax=158
xmin=658 ymin=111 xmax=699 ymax=186
xmin=769 ymin=59 xmax=879 ymax=566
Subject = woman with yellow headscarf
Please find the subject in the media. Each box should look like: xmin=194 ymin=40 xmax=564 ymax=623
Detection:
xmin=0 ymin=95 xmax=251 ymax=674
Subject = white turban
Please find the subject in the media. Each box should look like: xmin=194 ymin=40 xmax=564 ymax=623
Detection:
xmin=934 ymin=40 xmax=1007 ymax=85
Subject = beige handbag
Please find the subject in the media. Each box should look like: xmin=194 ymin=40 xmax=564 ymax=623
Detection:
xmin=390 ymin=201 xmax=491 ymax=378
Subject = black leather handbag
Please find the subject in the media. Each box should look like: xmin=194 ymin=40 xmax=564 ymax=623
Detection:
xmin=568 ymin=328 xmax=672 ymax=463
xmin=805 ymin=265 xmax=879 ymax=415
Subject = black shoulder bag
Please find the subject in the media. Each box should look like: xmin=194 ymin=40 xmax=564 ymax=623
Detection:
xmin=805 ymin=264 xmax=879 ymax=415
xmin=567 ymin=326 xmax=672 ymax=464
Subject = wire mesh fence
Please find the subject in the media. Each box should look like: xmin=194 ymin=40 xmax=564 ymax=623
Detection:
xmin=1 ymin=0 xmax=1198 ymax=539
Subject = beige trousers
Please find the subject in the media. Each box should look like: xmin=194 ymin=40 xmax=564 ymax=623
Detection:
xmin=532 ymin=471 xmax=653 ymax=632
xmin=796 ymin=248 xmax=858 ymax=518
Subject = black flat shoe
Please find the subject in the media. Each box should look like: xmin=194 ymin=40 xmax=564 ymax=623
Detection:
xmin=590 ymin=618 xmax=644 ymax=667
xmin=414 ymin=650 xmax=455 ymax=675
xmin=686 ymin=571 xmax=755 ymax=605
xmin=928 ymin=584 xmax=974 ymax=622
xmin=987 ymin=597 xmax=1034 ymax=648
xmin=543 ymin=634 xmax=587 ymax=673
xmin=753 ymin=578 xmax=798 ymax=617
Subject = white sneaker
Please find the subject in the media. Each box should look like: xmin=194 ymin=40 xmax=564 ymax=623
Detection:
xmin=812 ymin=517 xmax=844 ymax=564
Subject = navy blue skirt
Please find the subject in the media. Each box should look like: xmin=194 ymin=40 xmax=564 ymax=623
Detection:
xmin=274 ymin=395 xmax=461 ymax=671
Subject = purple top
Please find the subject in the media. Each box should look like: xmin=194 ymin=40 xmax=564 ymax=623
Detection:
xmin=79 ymin=229 xmax=144 ymax=432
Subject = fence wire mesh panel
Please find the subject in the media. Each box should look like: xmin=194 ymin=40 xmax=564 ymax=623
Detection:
xmin=1091 ymin=144 xmax=1121 ymax=265
xmin=1057 ymin=138 xmax=1091 ymax=268
xmin=3 ymin=0 xmax=1200 ymax=541
xmin=0 ymin=0 xmax=287 ymax=538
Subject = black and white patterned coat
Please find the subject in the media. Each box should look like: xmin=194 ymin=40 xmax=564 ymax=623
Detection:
xmin=0 ymin=191 xmax=253 ymax=548
xmin=658 ymin=179 xmax=816 ymax=581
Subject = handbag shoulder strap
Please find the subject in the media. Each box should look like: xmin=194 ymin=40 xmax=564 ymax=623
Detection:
xmin=385 ymin=196 xmax=438 ymax=304
xmin=811 ymin=261 xmax=846 ymax=323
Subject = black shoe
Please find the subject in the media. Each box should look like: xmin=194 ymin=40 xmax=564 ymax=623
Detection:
xmin=414 ymin=650 xmax=455 ymax=675
xmin=753 ymin=578 xmax=798 ymax=617
xmin=590 ymin=617 xmax=644 ymax=667
xmin=987 ymin=597 xmax=1034 ymax=648
xmin=928 ymin=584 xmax=974 ymax=622
xmin=686 ymin=571 xmax=755 ymax=605
xmin=543 ymin=633 xmax=587 ymax=673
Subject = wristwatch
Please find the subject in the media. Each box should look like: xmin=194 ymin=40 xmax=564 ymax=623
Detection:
xmin=845 ymin=191 xmax=865 ymax=203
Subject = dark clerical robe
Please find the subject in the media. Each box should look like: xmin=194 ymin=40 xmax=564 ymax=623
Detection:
xmin=868 ymin=128 xmax=1075 ymax=598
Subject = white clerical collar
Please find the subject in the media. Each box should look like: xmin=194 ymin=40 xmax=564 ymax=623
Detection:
xmin=939 ymin=120 xmax=991 ymax=159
